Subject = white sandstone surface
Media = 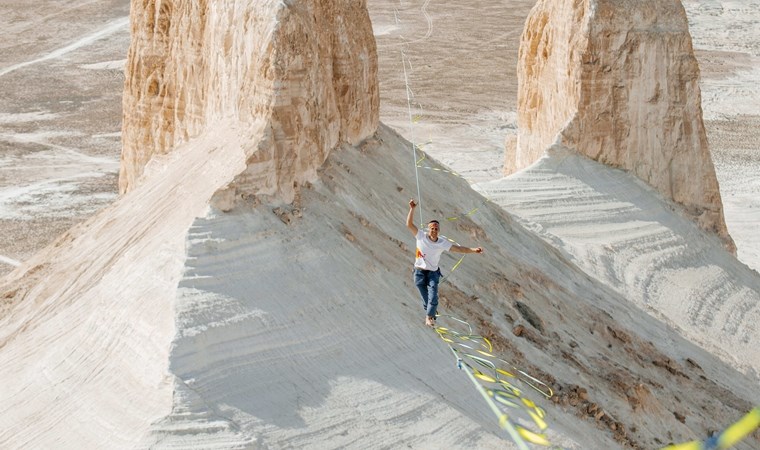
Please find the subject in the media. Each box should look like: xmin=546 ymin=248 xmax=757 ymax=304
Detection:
xmin=0 ymin=121 xmax=254 ymax=447
xmin=0 ymin=1 xmax=760 ymax=449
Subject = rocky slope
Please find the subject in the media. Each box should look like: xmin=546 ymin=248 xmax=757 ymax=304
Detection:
xmin=4 ymin=114 xmax=760 ymax=447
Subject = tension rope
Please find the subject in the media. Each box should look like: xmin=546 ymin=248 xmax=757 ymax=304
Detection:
xmin=397 ymin=11 xmax=559 ymax=449
xmin=401 ymin=47 xmax=425 ymax=230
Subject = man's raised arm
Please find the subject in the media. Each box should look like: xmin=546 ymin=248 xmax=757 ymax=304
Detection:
xmin=406 ymin=199 xmax=418 ymax=236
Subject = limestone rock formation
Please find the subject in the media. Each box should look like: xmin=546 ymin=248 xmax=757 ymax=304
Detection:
xmin=510 ymin=0 xmax=735 ymax=251
xmin=120 ymin=0 xmax=379 ymax=202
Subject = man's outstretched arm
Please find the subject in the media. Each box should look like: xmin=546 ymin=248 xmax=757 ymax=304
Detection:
xmin=406 ymin=199 xmax=418 ymax=236
xmin=450 ymin=245 xmax=484 ymax=254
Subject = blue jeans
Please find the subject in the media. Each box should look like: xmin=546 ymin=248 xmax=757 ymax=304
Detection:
xmin=414 ymin=268 xmax=441 ymax=318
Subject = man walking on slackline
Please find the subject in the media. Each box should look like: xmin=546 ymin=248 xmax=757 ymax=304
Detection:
xmin=406 ymin=199 xmax=484 ymax=327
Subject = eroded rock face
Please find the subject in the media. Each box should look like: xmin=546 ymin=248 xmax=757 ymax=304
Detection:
xmin=511 ymin=0 xmax=734 ymax=251
xmin=120 ymin=0 xmax=379 ymax=202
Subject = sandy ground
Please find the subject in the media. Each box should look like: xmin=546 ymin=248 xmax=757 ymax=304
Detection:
xmin=369 ymin=0 xmax=533 ymax=183
xmin=684 ymin=1 xmax=760 ymax=272
xmin=0 ymin=1 xmax=129 ymax=274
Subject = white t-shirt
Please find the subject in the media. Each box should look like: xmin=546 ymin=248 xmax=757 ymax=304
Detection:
xmin=414 ymin=229 xmax=453 ymax=271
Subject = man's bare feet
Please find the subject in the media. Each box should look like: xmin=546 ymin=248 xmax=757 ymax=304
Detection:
xmin=425 ymin=316 xmax=436 ymax=327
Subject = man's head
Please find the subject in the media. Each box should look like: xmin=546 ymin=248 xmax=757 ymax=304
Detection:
xmin=427 ymin=220 xmax=440 ymax=239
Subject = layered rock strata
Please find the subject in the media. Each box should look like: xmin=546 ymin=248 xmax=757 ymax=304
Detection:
xmin=511 ymin=0 xmax=734 ymax=251
xmin=120 ymin=0 xmax=379 ymax=202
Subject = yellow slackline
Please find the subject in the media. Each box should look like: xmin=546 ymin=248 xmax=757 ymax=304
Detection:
xmin=401 ymin=73 xmax=760 ymax=450
xmin=662 ymin=407 xmax=760 ymax=450
xmin=415 ymin=152 xmax=462 ymax=178
xmin=434 ymin=315 xmax=558 ymax=449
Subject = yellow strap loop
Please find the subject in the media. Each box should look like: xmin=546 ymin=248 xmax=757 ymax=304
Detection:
xmin=662 ymin=407 xmax=760 ymax=449
xmin=516 ymin=426 xmax=552 ymax=446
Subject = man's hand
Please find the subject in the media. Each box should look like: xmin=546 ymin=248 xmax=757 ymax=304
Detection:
xmin=409 ymin=199 xmax=417 ymax=208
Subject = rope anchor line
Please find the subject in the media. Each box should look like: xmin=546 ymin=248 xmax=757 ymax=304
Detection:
xmin=399 ymin=41 xmax=556 ymax=449
xmin=401 ymin=48 xmax=424 ymax=229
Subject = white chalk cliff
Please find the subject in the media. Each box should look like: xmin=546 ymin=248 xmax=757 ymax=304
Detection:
xmin=2 ymin=1 xmax=760 ymax=449
xmin=510 ymin=0 xmax=734 ymax=252
xmin=119 ymin=0 xmax=379 ymax=203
